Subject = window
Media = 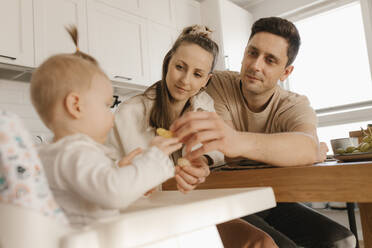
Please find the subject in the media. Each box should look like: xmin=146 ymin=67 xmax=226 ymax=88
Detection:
xmin=285 ymin=0 xmax=372 ymax=149
xmin=290 ymin=1 xmax=371 ymax=109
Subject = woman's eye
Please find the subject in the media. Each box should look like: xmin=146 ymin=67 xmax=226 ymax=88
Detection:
xmin=176 ymin=64 xmax=183 ymax=70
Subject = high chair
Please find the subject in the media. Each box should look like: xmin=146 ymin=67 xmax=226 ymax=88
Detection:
xmin=0 ymin=188 xmax=276 ymax=248
xmin=0 ymin=111 xmax=276 ymax=248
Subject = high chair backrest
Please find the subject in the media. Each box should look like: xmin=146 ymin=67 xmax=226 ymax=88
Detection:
xmin=0 ymin=203 xmax=71 ymax=248
xmin=0 ymin=111 xmax=70 ymax=248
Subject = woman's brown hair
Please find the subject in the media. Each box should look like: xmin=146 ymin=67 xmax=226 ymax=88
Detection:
xmin=145 ymin=25 xmax=219 ymax=130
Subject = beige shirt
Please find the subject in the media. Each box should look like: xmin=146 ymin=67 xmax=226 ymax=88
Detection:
xmin=107 ymin=90 xmax=224 ymax=165
xmin=207 ymin=71 xmax=317 ymax=133
xmin=38 ymin=134 xmax=174 ymax=227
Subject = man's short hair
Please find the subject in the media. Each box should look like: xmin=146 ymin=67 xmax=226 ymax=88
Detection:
xmin=249 ymin=17 xmax=301 ymax=66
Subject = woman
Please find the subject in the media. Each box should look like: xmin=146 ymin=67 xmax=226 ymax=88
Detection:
xmin=107 ymin=25 xmax=278 ymax=248
xmin=108 ymin=25 xmax=222 ymax=192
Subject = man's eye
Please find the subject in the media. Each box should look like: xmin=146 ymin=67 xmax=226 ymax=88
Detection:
xmin=194 ymin=73 xmax=202 ymax=78
xmin=248 ymin=50 xmax=257 ymax=56
xmin=266 ymin=58 xmax=275 ymax=64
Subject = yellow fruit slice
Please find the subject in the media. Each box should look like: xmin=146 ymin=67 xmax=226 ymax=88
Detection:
xmin=156 ymin=128 xmax=173 ymax=138
xmin=177 ymin=158 xmax=191 ymax=167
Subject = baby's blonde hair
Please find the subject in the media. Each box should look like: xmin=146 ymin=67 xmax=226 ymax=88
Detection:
xmin=30 ymin=26 xmax=107 ymax=126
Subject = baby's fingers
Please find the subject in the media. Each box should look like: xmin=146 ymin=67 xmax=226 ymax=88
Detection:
xmin=162 ymin=142 xmax=182 ymax=155
xmin=118 ymin=148 xmax=143 ymax=167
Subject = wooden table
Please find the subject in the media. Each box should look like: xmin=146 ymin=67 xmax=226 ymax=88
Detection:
xmin=163 ymin=161 xmax=372 ymax=247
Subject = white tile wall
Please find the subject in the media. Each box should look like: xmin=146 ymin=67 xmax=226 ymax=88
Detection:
xmin=0 ymin=79 xmax=143 ymax=142
xmin=0 ymin=79 xmax=51 ymax=141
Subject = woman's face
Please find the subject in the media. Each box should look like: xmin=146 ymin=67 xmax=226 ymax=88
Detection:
xmin=166 ymin=43 xmax=213 ymax=103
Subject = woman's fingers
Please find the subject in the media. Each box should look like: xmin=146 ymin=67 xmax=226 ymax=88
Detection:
xmin=179 ymin=163 xmax=210 ymax=178
xmin=175 ymin=174 xmax=196 ymax=192
xmin=176 ymin=168 xmax=199 ymax=185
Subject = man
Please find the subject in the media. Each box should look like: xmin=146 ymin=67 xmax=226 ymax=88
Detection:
xmin=171 ymin=17 xmax=355 ymax=247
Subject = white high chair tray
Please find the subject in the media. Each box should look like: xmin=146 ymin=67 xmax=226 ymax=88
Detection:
xmin=69 ymin=187 xmax=276 ymax=248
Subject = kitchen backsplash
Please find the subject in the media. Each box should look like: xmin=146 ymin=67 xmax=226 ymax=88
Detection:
xmin=0 ymin=79 xmax=50 ymax=142
xmin=0 ymin=79 xmax=141 ymax=143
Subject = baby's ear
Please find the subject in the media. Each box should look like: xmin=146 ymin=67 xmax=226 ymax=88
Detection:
xmin=65 ymin=92 xmax=82 ymax=119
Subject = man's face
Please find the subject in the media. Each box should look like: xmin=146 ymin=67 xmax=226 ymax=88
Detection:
xmin=240 ymin=32 xmax=293 ymax=95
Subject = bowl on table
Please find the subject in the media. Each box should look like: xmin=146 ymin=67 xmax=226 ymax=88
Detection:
xmin=330 ymin=137 xmax=359 ymax=155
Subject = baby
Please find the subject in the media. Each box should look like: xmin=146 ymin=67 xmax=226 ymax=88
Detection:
xmin=30 ymin=26 xmax=181 ymax=227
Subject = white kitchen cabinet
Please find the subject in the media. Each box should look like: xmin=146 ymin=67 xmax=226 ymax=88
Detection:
xmin=147 ymin=22 xmax=176 ymax=84
xmin=141 ymin=0 xmax=176 ymax=28
xmin=201 ymin=0 xmax=253 ymax=71
xmin=94 ymin=0 xmax=142 ymax=16
xmin=175 ymin=0 xmax=201 ymax=31
xmin=33 ymin=0 xmax=88 ymax=66
xmin=87 ymin=0 xmax=150 ymax=86
xmin=0 ymin=0 xmax=34 ymax=67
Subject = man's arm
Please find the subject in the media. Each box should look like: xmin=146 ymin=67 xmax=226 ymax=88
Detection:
xmin=171 ymin=112 xmax=322 ymax=167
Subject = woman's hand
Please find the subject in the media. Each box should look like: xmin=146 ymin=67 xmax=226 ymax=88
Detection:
xmin=170 ymin=111 xmax=241 ymax=161
xmin=175 ymin=156 xmax=210 ymax=193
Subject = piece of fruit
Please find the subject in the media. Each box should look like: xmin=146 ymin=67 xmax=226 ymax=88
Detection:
xmin=359 ymin=142 xmax=370 ymax=152
xmin=345 ymin=146 xmax=356 ymax=153
xmin=156 ymin=128 xmax=173 ymax=138
xmin=177 ymin=158 xmax=191 ymax=167
xmin=335 ymin=148 xmax=345 ymax=155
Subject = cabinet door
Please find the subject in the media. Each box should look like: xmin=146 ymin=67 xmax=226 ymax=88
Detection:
xmin=141 ymin=0 xmax=175 ymax=28
xmin=175 ymin=0 xmax=201 ymax=31
xmin=0 ymin=0 xmax=34 ymax=67
xmin=93 ymin=0 xmax=142 ymax=16
xmin=87 ymin=1 xmax=149 ymax=86
xmin=34 ymin=0 xmax=88 ymax=66
xmin=148 ymin=22 xmax=175 ymax=83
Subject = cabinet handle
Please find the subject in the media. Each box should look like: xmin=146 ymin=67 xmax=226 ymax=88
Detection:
xmin=0 ymin=54 xmax=16 ymax=60
xmin=114 ymin=75 xmax=132 ymax=81
xmin=224 ymin=55 xmax=230 ymax=71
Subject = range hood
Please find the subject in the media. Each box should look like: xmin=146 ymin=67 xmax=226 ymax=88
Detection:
xmin=0 ymin=62 xmax=34 ymax=82
xmin=0 ymin=62 xmax=147 ymax=96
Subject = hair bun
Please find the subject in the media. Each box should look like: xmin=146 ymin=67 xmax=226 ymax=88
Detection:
xmin=181 ymin=25 xmax=213 ymax=39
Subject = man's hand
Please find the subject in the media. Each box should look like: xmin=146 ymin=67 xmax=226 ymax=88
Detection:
xmin=118 ymin=148 xmax=143 ymax=167
xmin=170 ymin=111 xmax=241 ymax=161
xmin=175 ymin=156 xmax=210 ymax=193
xmin=316 ymin=142 xmax=329 ymax=163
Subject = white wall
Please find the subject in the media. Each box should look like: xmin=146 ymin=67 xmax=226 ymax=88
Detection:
xmin=200 ymin=0 xmax=226 ymax=70
xmin=200 ymin=0 xmax=253 ymax=71
xmin=219 ymin=0 xmax=252 ymax=71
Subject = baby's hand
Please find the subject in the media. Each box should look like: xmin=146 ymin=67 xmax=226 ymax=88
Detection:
xmin=151 ymin=136 xmax=182 ymax=156
xmin=144 ymin=186 xmax=157 ymax=196
xmin=118 ymin=148 xmax=143 ymax=167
